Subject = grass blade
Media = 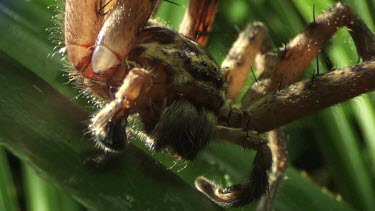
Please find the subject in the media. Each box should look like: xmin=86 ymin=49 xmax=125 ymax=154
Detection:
xmin=0 ymin=148 xmax=19 ymax=211
xmin=23 ymin=164 xmax=81 ymax=211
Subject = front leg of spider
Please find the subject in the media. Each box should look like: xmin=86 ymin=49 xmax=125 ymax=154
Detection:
xmin=90 ymin=68 xmax=152 ymax=151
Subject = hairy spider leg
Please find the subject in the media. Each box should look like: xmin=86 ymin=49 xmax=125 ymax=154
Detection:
xmin=179 ymin=0 xmax=218 ymax=46
xmin=197 ymin=2 xmax=375 ymax=207
xmin=221 ymin=22 xmax=273 ymax=100
xmin=195 ymin=140 xmax=272 ymax=207
xmin=242 ymin=3 xmax=375 ymax=106
xmin=90 ymin=68 xmax=153 ymax=151
xmin=217 ymin=3 xmax=375 ymax=133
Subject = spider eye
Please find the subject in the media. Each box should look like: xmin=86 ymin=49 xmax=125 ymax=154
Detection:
xmin=212 ymin=67 xmax=218 ymax=72
xmin=201 ymin=61 xmax=208 ymax=67
xmin=215 ymin=77 xmax=224 ymax=88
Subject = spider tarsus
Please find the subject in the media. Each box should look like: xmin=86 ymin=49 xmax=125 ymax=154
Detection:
xmin=90 ymin=99 xmax=128 ymax=152
xmin=195 ymin=144 xmax=272 ymax=207
xmin=92 ymin=118 xmax=127 ymax=152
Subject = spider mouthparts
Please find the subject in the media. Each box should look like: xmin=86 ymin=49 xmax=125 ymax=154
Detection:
xmin=92 ymin=45 xmax=120 ymax=73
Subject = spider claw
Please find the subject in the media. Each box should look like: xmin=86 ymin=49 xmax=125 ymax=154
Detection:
xmin=195 ymin=176 xmax=244 ymax=208
xmin=220 ymin=185 xmax=242 ymax=194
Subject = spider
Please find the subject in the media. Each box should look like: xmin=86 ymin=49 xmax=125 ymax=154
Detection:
xmin=62 ymin=0 xmax=375 ymax=208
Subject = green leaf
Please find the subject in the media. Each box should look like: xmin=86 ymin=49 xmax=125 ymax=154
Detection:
xmin=23 ymin=164 xmax=82 ymax=211
xmin=0 ymin=148 xmax=19 ymax=211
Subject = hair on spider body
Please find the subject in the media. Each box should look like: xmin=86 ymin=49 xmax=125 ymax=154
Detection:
xmin=150 ymin=97 xmax=216 ymax=160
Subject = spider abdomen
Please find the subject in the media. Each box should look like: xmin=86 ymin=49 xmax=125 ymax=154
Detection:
xmin=150 ymin=98 xmax=216 ymax=160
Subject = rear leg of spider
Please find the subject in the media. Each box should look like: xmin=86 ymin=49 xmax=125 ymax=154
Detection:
xmin=196 ymin=21 xmax=273 ymax=206
xmin=195 ymin=132 xmax=272 ymax=207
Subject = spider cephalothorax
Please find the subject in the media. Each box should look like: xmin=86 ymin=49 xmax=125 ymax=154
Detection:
xmin=89 ymin=26 xmax=226 ymax=160
xmin=126 ymin=26 xmax=226 ymax=160
xmin=62 ymin=0 xmax=375 ymax=208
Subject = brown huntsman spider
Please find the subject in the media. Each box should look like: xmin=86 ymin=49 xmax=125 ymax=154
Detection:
xmin=62 ymin=0 xmax=375 ymax=208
